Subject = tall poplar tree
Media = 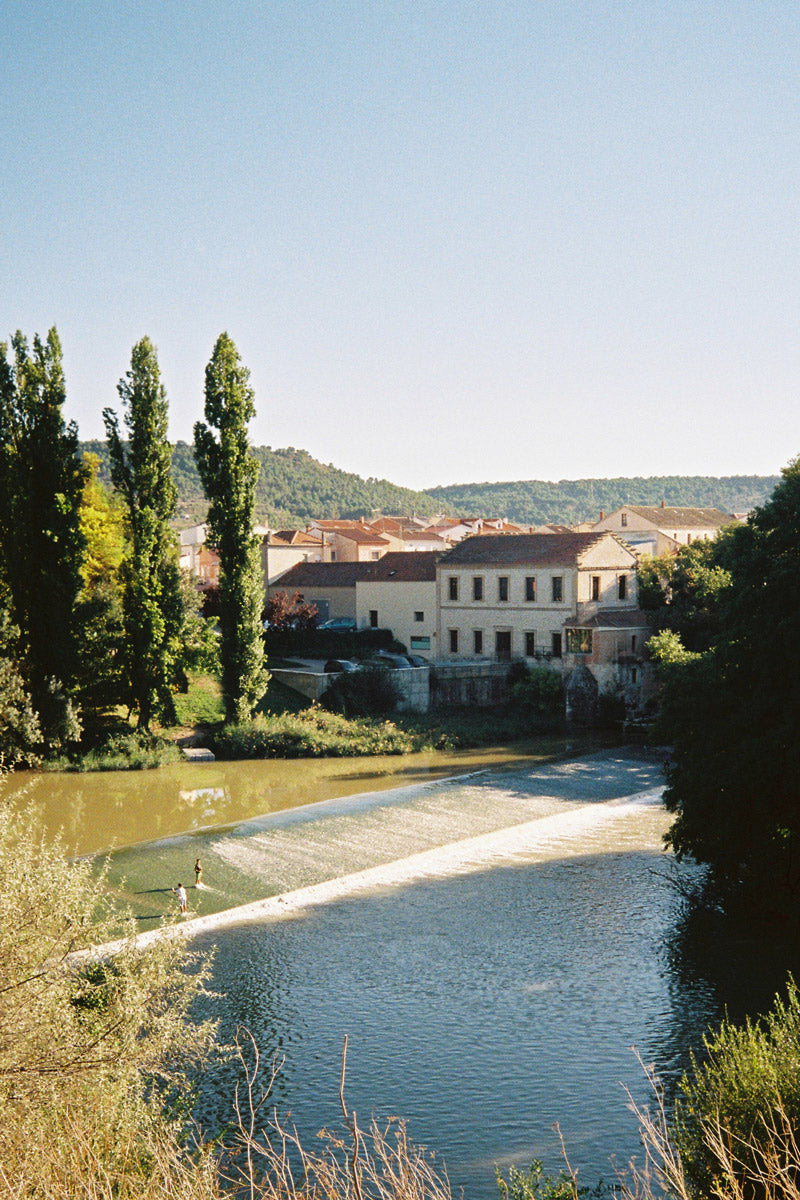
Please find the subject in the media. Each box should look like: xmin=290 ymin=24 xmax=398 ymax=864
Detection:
xmin=0 ymin=329 xmax=86 ymax=747
xmin=194 ymin=333 xmax=268 ymax=722
xmin=103 ymin=337 xmax=183 ymax=729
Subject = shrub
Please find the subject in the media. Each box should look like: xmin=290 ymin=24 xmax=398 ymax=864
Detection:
xmin=46 ymin=728 xmax=183 ymax=771
xmin=321 ymin=666 xmax=400 ymax=717
xmin=511 ymin=666 xmax=564 ymax=717
xmin=671 ymin=976 xmax=800 ymax=1199
xmin=211 ymin=705 xmax=413 ymax=758
xmin=0 ymin=769 xmax=216 ymax=1193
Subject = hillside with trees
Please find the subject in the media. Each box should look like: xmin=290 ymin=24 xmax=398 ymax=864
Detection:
xmin=80 ymin=440 xmax=779 ymax=529
xmin=425 ymin=475 xmax=779 ymax=526
xmin=81 ymin=440 xmax=447 ymax=526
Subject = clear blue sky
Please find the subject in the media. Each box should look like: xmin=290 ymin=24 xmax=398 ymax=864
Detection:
xmin=3 ymin=1 xmax=799 ymax=490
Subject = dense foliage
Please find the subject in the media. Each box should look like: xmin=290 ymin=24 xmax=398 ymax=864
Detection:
xmin=638 ymin=539 xmax=733 ymax=652
xmin=658 ymin=456 xmax=800 ymax=911
xmin=194 ymin=334 xmax=269 ymax=722
xmin=321 ymin=666 xmax=400 ymax=717
xmin=427 ymin=475 xmax=777 ymax=526
xmin=0 ymin=329 xmax=86 ymax=749
xmin=672 ymin=977 xmax=800 ymax=1200
xmin=104 ymin=338 xmax=185 ymax=729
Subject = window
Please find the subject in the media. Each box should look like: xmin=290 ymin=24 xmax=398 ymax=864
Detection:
xmin=551 ymin=632 xmax=562 ymax=658
xmin=551 ymin=576 xmax=563 ymax=603
xmin=498 ymin=575 xmax=509 ymax=602
xmin=495 ymin=631 xmax=512 ymax=660
xmin=448 ymin=576 xmax=459 ymax=601
xmin=566 ymin=628 xmax=592 ymax=654
xmin=591 ymin=575 xmax=600 ymax=601
xmin=410 ymin=636 xmax=430 ymax=650
xmin=618 ymin=575 xmax=627 ymax=601
xmin=472 ymin=576 xmax=483 ymax=601
xmin=369 ymin=610 xmax=378 ymax=628
xmin=473 ymin=629 xmax=483 ymax=655
xmin=330 ymin=551 xmax=337 ymax=561
xmin=371 ymin=550 xmax=380 ymax=560
xmin=525 ymin=576 xmax=536 ymax=602
xmin=449 ymin=628 xmax=459 ymax=653
xmin=631 ymin=634 xmax=637 ymax=653
xmin=414 ymin=611 xmax=424 ymax=622
xmin=621 ymin=512 xmax=628 ymax=527
xmin=524 ymin=631 xmax=535 ymax=657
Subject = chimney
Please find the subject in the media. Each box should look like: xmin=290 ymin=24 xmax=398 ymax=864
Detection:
xmin=599 ymin=510 xmax=605 ymax=520
xmin=661 ymin=499 xmax=665 ymax=508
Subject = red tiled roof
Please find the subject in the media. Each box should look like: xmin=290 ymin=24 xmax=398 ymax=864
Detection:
xmin=361 ymin=551 xmax=442 ymax=582
xmin=268 ymin=530 xmax=322 ymax=546
xmin=270 ymin=561 xmax=374 ymax=588
xmin=332 ymin=528 xmax=391 ymax=545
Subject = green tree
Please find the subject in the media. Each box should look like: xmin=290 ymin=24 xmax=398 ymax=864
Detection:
xmin=661 ymin=456 xmax=800 ymax=910
xmin=0 ymin=329 xmax=86 ymax=749
xmin=0 ymin=604 xmax=42 ymax=765
xmin=194 ymin=334 xmax=268 ymax=722
xmin=638 ymin=538 xmax=732 ymax=652
xmin=103 ymin=338 xmax=184 ymax=729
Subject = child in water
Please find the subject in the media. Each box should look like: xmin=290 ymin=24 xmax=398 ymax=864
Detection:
xmin=174 ymin=883 xmax=187 ymax=913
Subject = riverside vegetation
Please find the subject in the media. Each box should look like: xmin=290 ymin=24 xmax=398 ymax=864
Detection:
xmin=4 ymin=762 xmax=800 ymax=1198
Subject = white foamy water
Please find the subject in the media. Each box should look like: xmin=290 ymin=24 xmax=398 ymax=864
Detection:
xmin=91 ymin=784 xmax=664 ymax=956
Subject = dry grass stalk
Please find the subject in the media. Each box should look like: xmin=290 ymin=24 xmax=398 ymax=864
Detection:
xmin=622 ymin=1055 xmax=800 ymax=1200
xmin=217 ymin=1031 xmax=453 ymax=1200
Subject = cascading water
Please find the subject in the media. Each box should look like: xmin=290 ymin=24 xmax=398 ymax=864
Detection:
xmin=99 ymin=749 xmax=666 ymax=933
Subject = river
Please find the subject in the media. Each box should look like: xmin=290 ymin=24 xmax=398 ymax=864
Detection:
xmin=9 ymin=744 xmax=799 ymax=1199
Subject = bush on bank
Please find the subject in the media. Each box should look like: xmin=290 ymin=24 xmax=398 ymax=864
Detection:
xmin=0 ymin=769 xmax=216 ymax=1194
xmin=210 ymin=706 xmax=415 ymax=758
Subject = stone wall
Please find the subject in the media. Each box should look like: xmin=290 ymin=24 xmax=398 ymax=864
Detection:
xmin=270 ymin=666 xmax=431 ymax=713
xmin=429 ymin=661 xmax=511 ymax=709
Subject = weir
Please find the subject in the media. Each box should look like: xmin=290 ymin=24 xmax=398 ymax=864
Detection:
xmin=96 ymin=749 xmax=666 ymax=944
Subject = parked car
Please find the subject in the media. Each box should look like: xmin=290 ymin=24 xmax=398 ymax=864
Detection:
xmin=323 ymin=659 xmax=359 ymax=674
xmin=362 ymin=651 xmax=410 ymax=669
xmin=317 ymin=617 xmax=358 ymax=632
xmin=404 ymin=654 xmax=427 ymax=667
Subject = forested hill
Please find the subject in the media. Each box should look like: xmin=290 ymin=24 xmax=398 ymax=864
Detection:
xmin=423 ymin=475 xmax=780 ymax=526
xmin=81 ymin=439 xmax=779 ymax=527
xmin=80 ymin=441 xmax=447 ymax=526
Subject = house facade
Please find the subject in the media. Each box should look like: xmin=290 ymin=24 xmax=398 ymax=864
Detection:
xmin=592 ymin=504 xmax=735 ymax=556
xmin=355 ymin=552 xmax=440 ymax=657
xmin=260 ymin=529 xmax=323 ymax=594
xmin=266 ymin=561 xmax=373 ymax=622
xmin=436 ymin=532 xmax=646 ymax=680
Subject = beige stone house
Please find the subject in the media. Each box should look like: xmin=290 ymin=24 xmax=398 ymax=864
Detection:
xmin=592 ymin=504 xmax=735 ymax=556
xmin=436 ymin=531 xmax=647 ymax=676
xmin=266 ymin=561 xmax=373 ymax=623
xmin=355 ymin=552 xmax=441 ymax=657
xmin=260 ymin=529 xmax=323 ymax=594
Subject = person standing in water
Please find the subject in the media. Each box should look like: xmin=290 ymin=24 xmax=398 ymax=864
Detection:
xmin=194 ymin=857 xmax=202 ymax=886
xmin=174 ymin=883 xmax=187 ymax=913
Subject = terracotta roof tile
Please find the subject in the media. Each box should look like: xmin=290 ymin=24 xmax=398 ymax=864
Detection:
xmin=270 ymin=561 xmax=374 ymax=588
